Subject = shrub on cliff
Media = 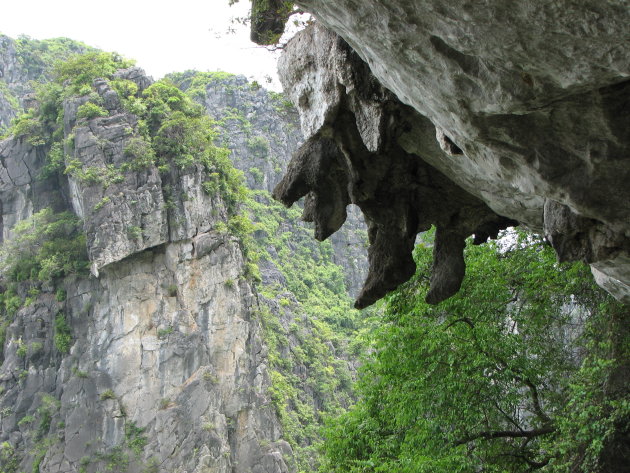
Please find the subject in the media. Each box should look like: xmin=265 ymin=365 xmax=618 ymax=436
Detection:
xmin=0 ymin=208 xmax=88 ymax=283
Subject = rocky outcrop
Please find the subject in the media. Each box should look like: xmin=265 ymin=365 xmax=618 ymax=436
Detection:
xmin=1 ymin=232 xmax=290 ymax=473
xmin=177 ymin=73 xmax=302 ymax=195
xmin=272 ymin=3 xmax=630 ymax=304
xmin=0 ymin=34 xmax=94 ymax=130
xmin=0 ymin=35 xmax=25 ymax=129
xmin=173 ymin=71 xmax=370 ymax=298
xmin=62 ymin=71 xmax=227 ymax=276
xmin=275 ymin=25 xmax=516 ymax=308
xmin=1 ymin=39 xmax=367 ymax=469
xmin=0 ymin=66 xmax=294 ymax=472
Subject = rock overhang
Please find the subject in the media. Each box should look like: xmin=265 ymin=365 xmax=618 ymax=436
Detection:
xmin=264 ymin=1 xmax=630 ymax=305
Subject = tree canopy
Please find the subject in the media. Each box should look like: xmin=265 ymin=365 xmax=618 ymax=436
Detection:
xmin=321 ymin=230 xmax=628 ymax=473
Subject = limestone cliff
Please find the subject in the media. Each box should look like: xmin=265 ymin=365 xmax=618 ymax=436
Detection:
xmin=0 ymin=37 xmax=366 ymax=472
xmin=262 ymin=1 xmax=630 ymax=305
xmin=0 ymin=65 xmax=295 ymax=473
xmin=0 ymin=34 xmax=95 ymax=131
xmin=168 ymin=71 xmax=369 ymax=298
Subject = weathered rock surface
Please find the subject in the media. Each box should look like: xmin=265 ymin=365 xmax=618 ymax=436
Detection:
xmin=61 ymin=72 xmax=228 ymax=276
xmin=174 ymin=72 xmax=369 ymax=298
xmin=275 ymin=2 xmax=630 ymax=303
xmin=0 ymin=49 xmax=366 ymax=471
xmin=276 ymin=25 xmax=516 ymax=307
xmin=1 ymin=233 xmax=290 ymax=473
xmin=0 ymin=68 xmax=293 ymax=472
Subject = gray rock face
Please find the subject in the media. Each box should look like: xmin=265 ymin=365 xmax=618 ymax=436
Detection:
xmin=1 ymin=39 xmax=365 ymax=472
xmin=61 ymin=76 xmax=225 ymax=276
xmin=177 ymin=72 xmax=370 ymax=298
xmin=276 ymin=25 xmax=515 ymax=308
xmin=188 ymin=74 xmax=302 ymax=195
xmin=0 ymin=69 xmax=293 ymax=473
xmin=277 ymin=2 xmax=630 ymax=302
xmin=0 ymin=35 xmax=26 ymax=129
xmin=1 ymin=234 xmax=290 ymax=473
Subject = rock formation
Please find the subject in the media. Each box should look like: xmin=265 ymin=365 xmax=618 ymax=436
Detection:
xmin=170 ymin=71 xmax=369 ymax=297
xmin=275 ymin=24 xmax=516 ymax=308
xmin=268 ymin=1 xmax=630 ymax=305
xmin=0 ymin=41 xmax=363 ymax=471
xmin=0 ymin=66 xmax=294 ymax=473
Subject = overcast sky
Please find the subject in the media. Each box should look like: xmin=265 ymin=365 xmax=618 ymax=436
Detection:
xmin=1 ymin=0 xmax=283 ymax=88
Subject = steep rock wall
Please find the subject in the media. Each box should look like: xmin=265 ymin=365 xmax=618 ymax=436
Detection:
xmin=0 ymin=67 xmax=293 ymax=473
xmin=274 ymin=3 xmax=630 ymax=303
xmin=2 ymin=232 xmax=290 ymax=473
xmin=172 ymin=72 xmax=370 ymax=298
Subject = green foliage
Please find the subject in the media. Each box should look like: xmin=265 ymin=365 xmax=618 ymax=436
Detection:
xmin=39 ymin=142 xmax=66 ymax=179
xmin=123 ymin=136 xmax=155 ymax=170
xmin=55 ymin=288 xmax=66 ymax=302
xmin=125 ymin=421 xmax=148 ymax=456
xmin=15 ymin=338 xmax=27 ymax=358
xmin=17 ymin=415 xmax=35 ymax=426
xmin=76 ymin=101 xmax=109 ymax=120
xmin=166 ymin=70 xmax=237 ymax=101
xmin=110 ymin=78 xmax=139 ymax=100
xmin=13 ymin=35 xmax=97 ymax=81
xmin=132 ymin=80 xmax=247 ymax=214
xmin=546 ymin=302 xmax=629 ymax=472
xmin=86 ymin=421 xmax=148 ymax=471
xmin=95 ymin=446 xmax=129 ymax=471
xmin=0 ymin=208 xmax=88 ymax=284
xmin=54 ymin=312 xmax=72 ymax=353
xmin=53 ymin=51 xmax=134 ymax=94
xmin=321 ymin=229 xmax=627 ymax=473
xmin=31 ymin=450 xmax=45 ymax=473
xmin=36 ymin=393 xmax=60 ymax=438
xmin=141 ymin=80 xmax=202 ymax=133
xmin=249 ymin=166 xmax=264 ymax=184
xmin=6 ymin=51 xmax=132 ymax=152
xmin=127 ymin=225 xmax=142 ymax=240
xmin=250 ymin=0 xmax=295 ymax=45
xmin=0 ymin=80 xmax=20 ymax=112
xmin=93 ymin=196 xmax=111 ymax=211
xmin=166 ymin=284 xmax=178 ymax=297
xmin=247 ymin=135 xmax=270 ymax=157
xmin=269 ymin=91 xmax=295 ymax=113
xmin=72 ymin=366 xmax=89 ymax=378
xmin=0 ymin=440 xmax=19 ymax=473
xmin=100 ymin=389 xmax=116 ymax=401
xmin=242 ymin=189 xmax=365 ymax=470
xmin=248 ymin=192 xmax=359 ymax=330
xmin=9 ymin=110 xmax=47 ymax=146
xmin=157 ymin=326 xmax=173 ymax=338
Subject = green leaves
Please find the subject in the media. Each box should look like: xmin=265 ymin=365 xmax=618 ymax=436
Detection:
xmin=53 ymin=312 xmax=72 ymax=353
xmin=52 ymin=51 xmax=134 ymax=94
xmin=76 ymin=102 xmax=109 ymax=120
xmin=321 ymin=229 xmax=626 ymax=472
xmin=0 ymin=209 xmax=88 ymax=284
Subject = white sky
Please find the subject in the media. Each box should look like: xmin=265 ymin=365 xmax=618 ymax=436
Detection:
xmin=1 ymin=0 xmax=283 ymax=89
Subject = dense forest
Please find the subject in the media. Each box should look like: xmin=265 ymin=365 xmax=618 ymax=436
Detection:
xmin=0 ymin=24 xmax=628 ymax=473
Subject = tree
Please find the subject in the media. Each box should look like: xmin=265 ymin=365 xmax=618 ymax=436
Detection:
xmin=321 ymin=230 xmax=628 ymax=472
xmin=0 ymin=208 xmax=88 ymax=283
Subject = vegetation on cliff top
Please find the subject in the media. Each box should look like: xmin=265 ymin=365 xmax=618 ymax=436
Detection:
xmin=5 ymin=51 xmax=246 ymax=216
xmin=1 ymin=45 xmax=361 ymax=473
